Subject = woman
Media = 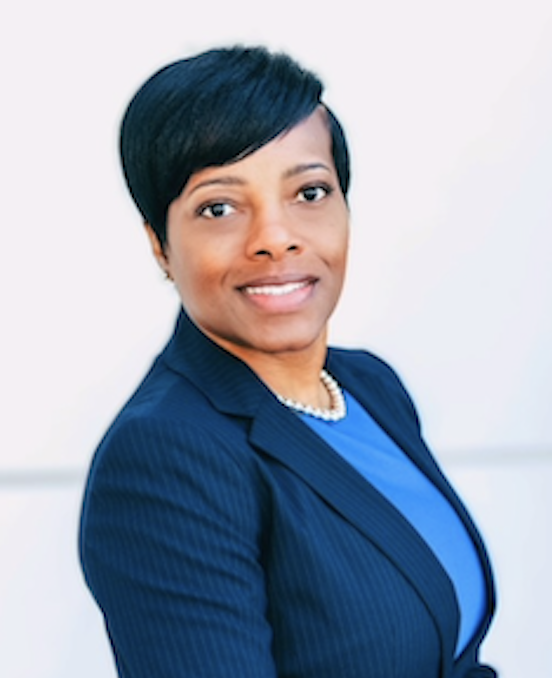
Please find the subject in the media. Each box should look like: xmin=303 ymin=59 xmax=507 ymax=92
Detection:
xmin=80 ymin=46 xmax=497 ymax=677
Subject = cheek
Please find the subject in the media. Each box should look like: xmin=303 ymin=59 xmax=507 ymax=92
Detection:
xmin=329 ymin=220 xmax=350 ymax=264
xmin=170 ymin=242 xmax=228 ymax=306
xmin=333 ymin=234 xmax=350 ymax=287
xmin=177 ymin=259 xmax=211 ymax=296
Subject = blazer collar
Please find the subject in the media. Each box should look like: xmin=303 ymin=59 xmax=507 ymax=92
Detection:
xmin=162 ymin=309 xmax=275 ymax=417
xmin=163 ymin=310 xmax=460 ymax=671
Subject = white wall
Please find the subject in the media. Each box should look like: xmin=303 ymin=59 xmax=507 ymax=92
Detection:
xmin=1 ymin=1 xmax=551 ymax=676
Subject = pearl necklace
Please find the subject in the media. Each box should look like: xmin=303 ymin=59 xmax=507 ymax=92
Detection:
xmin=275 ymin=370 xmax=347 ymax=422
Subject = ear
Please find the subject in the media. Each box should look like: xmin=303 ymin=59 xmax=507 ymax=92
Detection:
xmin=144 ymin=224 xmax=172 ymax=279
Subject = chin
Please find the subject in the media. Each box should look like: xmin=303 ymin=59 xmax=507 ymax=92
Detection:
xmin=248 ymin=325 xmax=326 ymax=356
xmin=200 ymin=315 xmax=329 ymax=362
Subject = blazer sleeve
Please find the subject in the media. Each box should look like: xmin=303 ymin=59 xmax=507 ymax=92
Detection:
xmin=80 ymin=414 xmax=277 ymax=678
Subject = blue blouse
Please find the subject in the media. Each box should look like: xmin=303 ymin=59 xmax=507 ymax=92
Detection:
xmin=300 ymin=391 xmax=486 ymax=656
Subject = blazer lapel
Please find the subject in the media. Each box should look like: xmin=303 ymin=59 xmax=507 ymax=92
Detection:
xmin=163 ymin=311 xmax=460 ymax=672
xmin=249 ymin=401 xmax=459 ymax=675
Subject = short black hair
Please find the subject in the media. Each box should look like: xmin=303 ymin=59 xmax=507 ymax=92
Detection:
xmin=120 ymin=46 xmax=350 ymax=245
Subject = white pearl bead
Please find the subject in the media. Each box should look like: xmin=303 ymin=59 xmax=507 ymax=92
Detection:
xmin=275 ymin=370 xmax=346 ymax=421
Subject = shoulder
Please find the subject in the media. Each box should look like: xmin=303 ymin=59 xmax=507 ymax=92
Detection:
xmin=80 ymin=360 xmax=267 ymax=569
xmin=328 ymin=346 xmax=411 ymax=393
xmin=327 ymin=346 xmax=422 ymax=428
xmin=82 ymin=356 xmax=261 ymax=504
xmin=106 ymin=351 xmax=249 ymax=444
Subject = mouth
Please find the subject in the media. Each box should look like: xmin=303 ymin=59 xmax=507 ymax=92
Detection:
xmin=242 ymin=280 xmax=312 ymax=297
xmin=237 ymin=277 xmax=317 ymax=312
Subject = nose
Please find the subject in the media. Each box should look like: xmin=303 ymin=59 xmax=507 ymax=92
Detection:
xmin=245 ymin=206 xmax=302 ymax=261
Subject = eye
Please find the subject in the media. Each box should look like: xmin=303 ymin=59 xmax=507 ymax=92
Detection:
xmin=296 ymin=184 xmax=333 ymax=203
xmin=198 ymin=202 xmax=235 ymax=219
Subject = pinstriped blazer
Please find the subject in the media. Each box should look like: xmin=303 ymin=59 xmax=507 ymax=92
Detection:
xmin=79 ymin=310 xmax=497 ymax=678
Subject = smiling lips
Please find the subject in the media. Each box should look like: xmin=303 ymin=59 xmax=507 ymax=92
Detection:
xmin=243 ymin=280 xmax=311 ymax=296
xmin=239 ymin=277 xmax=316 ymax=311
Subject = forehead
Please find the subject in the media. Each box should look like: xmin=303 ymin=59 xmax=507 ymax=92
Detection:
xmin=184 ymin=108 xmax=334 ymax=195
xmin=275 ymin=107 xmax=333 ymax=158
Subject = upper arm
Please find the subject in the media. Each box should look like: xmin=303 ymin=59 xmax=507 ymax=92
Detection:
xmin=80 ymin=416 xmax=277 ymax=678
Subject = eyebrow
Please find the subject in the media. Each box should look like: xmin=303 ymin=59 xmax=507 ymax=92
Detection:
xmin=187 ymin=176 xmax=246 ymax=196
xmin=187 ymin=162 xmax=332 ymax=196
xmin=283 ymin=162 xmax=332 ymax=179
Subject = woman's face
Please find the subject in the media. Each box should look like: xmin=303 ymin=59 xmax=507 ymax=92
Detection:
xmin=151 ymin=108 xmax=349 ymax=367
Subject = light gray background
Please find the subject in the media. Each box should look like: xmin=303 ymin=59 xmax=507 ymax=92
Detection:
xmin=1 ymin=1 xmax=551 ymax=676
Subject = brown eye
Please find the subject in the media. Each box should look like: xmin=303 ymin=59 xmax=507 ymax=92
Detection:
xmin=297 ymin=185 xmax=331 ymax=203
xmin=199 ymin=202 xmax=235 ymax=219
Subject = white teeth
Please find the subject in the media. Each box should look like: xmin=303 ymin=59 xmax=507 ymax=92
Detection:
xmin=243 ymin=281 xmax=310 ymax=297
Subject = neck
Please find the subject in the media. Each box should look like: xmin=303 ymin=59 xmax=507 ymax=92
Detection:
xmin=238 ymin=344 xmax=328 ymax=405
xmin=257 ymin=355 xmax=330 ymax=409
xmin=206 ymin=334 xmax=330 ymax=409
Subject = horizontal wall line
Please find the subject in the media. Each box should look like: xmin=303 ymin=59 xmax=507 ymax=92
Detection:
xmin=0 ymin=469 xmax=85 ymax=488
xmin=439 ymin=446 xmax=552 ymax=465
xmin=1 ymin=447 xmax=551 ymax=487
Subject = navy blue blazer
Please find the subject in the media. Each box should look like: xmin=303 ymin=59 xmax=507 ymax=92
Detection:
xmin=80 ymin=310 xmax=497 ymax=678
